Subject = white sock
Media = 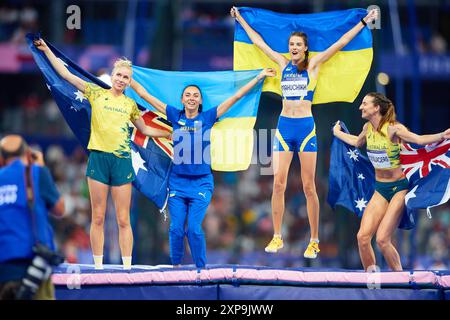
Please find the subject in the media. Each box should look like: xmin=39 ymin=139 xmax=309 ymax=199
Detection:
xmin=274 ymin=233 xmax=282 ymax=239
xmin=93 ymin=255 xmax=103 ymax=270
xmin=310 ymin=238 xmax=319 ymax=243
xmin=122 ymin=256 xmax=132 ymax=270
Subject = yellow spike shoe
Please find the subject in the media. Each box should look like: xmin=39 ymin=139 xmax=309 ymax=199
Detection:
xmin=303 ymin=240 xmax=320 ymax=259
xmin=264 ymin=236 xmax=283 ymax=253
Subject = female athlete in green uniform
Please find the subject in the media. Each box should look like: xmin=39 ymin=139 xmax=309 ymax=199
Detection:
xmin=333 ymin=92 xmax=450 ymax=271
xmin=34 ymin=38 xmax=169 ymax=270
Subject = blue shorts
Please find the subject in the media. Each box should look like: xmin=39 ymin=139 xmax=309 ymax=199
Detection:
xmin=168 ymin=172 xmax=214 ymax=198
xmin=273 ymin=116 xmax=317 ymax=152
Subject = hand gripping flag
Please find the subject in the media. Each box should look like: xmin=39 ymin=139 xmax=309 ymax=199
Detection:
xmin=26 ymin=34 xmax=172 ymax=211
xmin=126 ymin=66 xmax=264 ymax=172
xmin=233 ymin=7 xmax=373 ymax=104
xmin=327 ymin=122 xmax=415 ymax=230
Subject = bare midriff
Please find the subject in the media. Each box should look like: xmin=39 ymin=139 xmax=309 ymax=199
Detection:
xmin=375 ymin=167 xmax=405 ymax=182
xmin=281 ymin=99 xmax=312 ymax=118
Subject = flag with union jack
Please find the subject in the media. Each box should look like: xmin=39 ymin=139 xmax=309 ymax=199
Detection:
xmin=400 ymin=140 xmax=450 ymax=216
xmin=129 ymin=111 xmax=172 ymax=211
xmin=26 ymin=33 xmax=173 ymax=211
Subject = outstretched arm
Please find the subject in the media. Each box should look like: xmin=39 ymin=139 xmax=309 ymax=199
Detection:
xmin=216 ymin=68 xmax=276 ymax=118
xmin=392 ymin=124 xmax=450 ymax=145
xmin=231 ymin=7 xmax=288 ymax=69
xmin=130 ymin=79 xmax=167 ymax=115
xmin=33 ymin=38 xmax=86 ymax=92
xmin=132 ymin=117 xmax=171 ymax=138
xmin=333 ymin=121 xmax=368 ymax=148
xmin=308 ymin=9 xmax=379 ymax=74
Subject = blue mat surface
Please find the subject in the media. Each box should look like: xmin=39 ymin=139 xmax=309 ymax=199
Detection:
xmin=56 ymin=285 xmax=219 ymax=300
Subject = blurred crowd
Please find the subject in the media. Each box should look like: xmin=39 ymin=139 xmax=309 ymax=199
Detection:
xmin=0 ymin=4 xmax=38 ymax=43
xmin=1 ymin=2 xmax=449 ymax=53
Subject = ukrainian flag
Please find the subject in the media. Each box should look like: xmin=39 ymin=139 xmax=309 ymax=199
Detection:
xmin=234 ymin=7 xmax=373 ymax=104
xmin=126 ymin=67 xmax=264 ymax=171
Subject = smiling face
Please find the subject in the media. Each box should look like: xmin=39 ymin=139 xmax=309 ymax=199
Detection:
xmin=110 ymin=66 xmax=132 ymax=92
xmin=288 ymin=35 xmax=308 ymax=62
xmin=359 ymin=95 xmax=380 ymax=120
xmin=181 ymin=86 xmax=202 ymax=113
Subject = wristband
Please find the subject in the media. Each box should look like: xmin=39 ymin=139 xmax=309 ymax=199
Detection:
xmin=361 ymin=18 xmax=367 ymax=26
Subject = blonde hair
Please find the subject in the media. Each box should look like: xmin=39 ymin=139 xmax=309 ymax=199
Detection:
xmin=112 ymin=57 xmax=133 ymax=76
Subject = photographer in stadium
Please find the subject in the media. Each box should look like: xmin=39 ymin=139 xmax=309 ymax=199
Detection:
xmin=0 ymin=135 xmax=65 ymax=300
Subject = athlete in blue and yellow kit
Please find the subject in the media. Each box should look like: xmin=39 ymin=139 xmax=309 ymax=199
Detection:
xmin=231 ymin=7 xmax=379 ymax=258
xmin=131 ymin=68 xmax=276 ymax=268
xmin=34 ymin=38 xmax=170 ymax=270
xmin=333 ymin=92 xmax=450 ymax=271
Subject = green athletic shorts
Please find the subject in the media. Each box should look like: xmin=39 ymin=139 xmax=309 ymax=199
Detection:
xmin=86 ymin=150 xmax=135 ymax=186
xmin=375 ymin=178 xmax=409 ymax=202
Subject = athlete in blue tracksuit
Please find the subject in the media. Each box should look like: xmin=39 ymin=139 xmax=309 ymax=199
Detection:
xmin=130 ymin=68 xmax=275 ymax=267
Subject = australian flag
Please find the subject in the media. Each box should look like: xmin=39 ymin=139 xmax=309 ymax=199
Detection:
xmin=26 ymin=33 xmax=172 ymax=211
xmin=327 ymin=122 xmax=417 ymax=230
xmin=400 ymin=140 xmax=450 ymax=217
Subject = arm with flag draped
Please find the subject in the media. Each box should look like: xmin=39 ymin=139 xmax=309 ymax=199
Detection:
xmin=216 ymin=68 xmax=276 ymax=118
xmin=33 ymin=38 xmax=87 ymax=92
xmin=126 ymin=66 xmax=265 ymax=172
xmin=332 ymin=120 xmax=368 ymax=148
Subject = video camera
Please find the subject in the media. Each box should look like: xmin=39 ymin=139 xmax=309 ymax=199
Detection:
xmin=15 ymin=244 xmax=65 ymax=300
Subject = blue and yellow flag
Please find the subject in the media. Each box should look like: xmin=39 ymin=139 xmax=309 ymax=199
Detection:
xmin=234 ymin=7 xmax=373 ymax=104
xmin=126 ymin=67 xmax=264 ymax=171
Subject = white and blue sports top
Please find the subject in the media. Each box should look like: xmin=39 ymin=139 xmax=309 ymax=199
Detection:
xmin=281 ymin=61 xmax=317 ymax=101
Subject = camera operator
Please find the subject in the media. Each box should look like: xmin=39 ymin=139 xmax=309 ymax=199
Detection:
xmin=0 ymin=135 xmax=65 ymax=300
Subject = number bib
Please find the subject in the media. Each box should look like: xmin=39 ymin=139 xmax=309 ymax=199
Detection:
xmin=367 ymin=149 xmax=391 ymax=169
xmin=281 ymin=76 xmax=308 ymax=98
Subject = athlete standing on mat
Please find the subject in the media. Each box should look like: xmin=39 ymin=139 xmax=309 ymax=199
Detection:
xmin=34 ymin=38 xmax=170 ymax=270
xmin=130 ymin=68 xmax=276 ymax=268
xmin=333 ymin=92 xmax=450 ymax=271
xmin=231 ymin=7 xmax=379 ymax=258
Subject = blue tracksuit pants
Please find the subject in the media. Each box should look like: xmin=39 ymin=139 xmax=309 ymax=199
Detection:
xmin=168 ymin=172 xmax=213 ymax=268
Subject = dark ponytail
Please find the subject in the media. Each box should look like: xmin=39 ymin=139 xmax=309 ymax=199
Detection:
xmin=366 ymin=92 xmax=396 ymax=136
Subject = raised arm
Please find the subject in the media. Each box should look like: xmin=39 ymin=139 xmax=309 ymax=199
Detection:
xmin=231 ymin=7 xmax=288 ymax=69
xmin=333 ymin=121 xmax=368 ymax=148
xmin=217 ymin=68 xmax=276 ymax=118
xmin=131 ymin=117 xmax=171 ymax=138
xmin=130 ymin=79 xmax=167 ymax=115
xmin=33 ymin=38 xmax=86 ymax=92
xmin=391 ymin=124 xmax=450 ymax=145
xmin=308 ymin=9 xmax=379 ymax=74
